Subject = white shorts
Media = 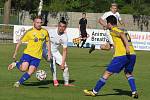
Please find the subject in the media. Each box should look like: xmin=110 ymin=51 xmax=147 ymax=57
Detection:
xmin=52 ymin=51 xmax=67 ymax=66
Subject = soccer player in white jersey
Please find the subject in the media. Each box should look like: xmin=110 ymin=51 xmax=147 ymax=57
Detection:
xmin=89 ymin=3 xmax=124 ymax=53
xmin=99 ymin=3 xmax=124 ymax=28
xmin=43 ymin=21 xmax=74 ymax=87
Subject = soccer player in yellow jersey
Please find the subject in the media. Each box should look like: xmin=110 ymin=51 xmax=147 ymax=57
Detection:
xmin=8 ymin=16 xmax=51 ymax=87
xmin=84 ymin=15 xmax=138 ymax=99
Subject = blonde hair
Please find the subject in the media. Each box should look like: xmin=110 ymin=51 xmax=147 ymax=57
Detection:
xmin=111 ymin=3 xmax=118 ymax=7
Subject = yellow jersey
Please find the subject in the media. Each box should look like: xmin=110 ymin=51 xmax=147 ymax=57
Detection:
xmin=110 ymin=27 xmax=135 ymax=57
xmin=21 ymin=27 xmax=49 ymax=59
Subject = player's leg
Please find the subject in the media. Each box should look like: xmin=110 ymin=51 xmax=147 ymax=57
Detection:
xmin=93 ymin=56 xmax=128 ymax=93
xmin=89 ymin=44 xmax=95 ymax=54
xmin=124 ymin=55 xmax=138 ymax=98
xmin=50 ymin=55 xmax=59 ymax=87
xmin=93 ymin=71 xmax=113 ymax=93
xmin=8 ymin=54 xmax=30 ymax=71
xmin=54 ymin=51 xmax=74 ymax=86
xmin=84 ymin=71 xmax=112 ymax=96
xmin=54 ymin=51 xmax=69 ymax=84
xmin=42 ymin=47 xmax=58 ymax=86
xmin=80 ymin=38 xmax=87 ymax=48
xmin=14 ymin=56 xmax=40 ymax=87
xmin=125 ymin=72 xmax=138 ymax=99
xmin=77 ymin=44 xmax=80 ymax=48
xmin=84 ymin=56 xmax=127 ymax=96
xmin=80 ymin=33 xmax=87 ymax=48
xmin=14 ymin=65 xmax=36 ymax=86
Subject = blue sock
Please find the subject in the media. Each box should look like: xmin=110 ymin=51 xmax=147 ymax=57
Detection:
xmin=128 ymin=76 xmax=137 ymax=92
xmin=93 ymin=77 xmax=107 ymax=93
xmin=19 ymin=72 xmax=30 ymax=84
xmin=16 ymin=61 xmax=22 ymax=70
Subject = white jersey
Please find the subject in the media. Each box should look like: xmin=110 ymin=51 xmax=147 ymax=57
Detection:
xmin=48 ymin=29 xmax=68 ymax=53
xmin=101 ymin=11 xmax=121 ymax=21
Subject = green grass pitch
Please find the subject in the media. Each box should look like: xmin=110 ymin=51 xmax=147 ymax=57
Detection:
xmin=0 ymin=44 xmax=150 ymax=100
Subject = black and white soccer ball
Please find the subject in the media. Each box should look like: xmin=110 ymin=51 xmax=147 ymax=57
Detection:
xmin=36 ymin=70 xmax=47 ymax=81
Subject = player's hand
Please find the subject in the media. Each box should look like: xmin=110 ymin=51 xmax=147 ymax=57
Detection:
xmin=126 ymin=46 xmax=130 ymax=55
xmin=100 ymin=43 xmax=111 ymax=50
xmin=103 ymin=26 xmax=107 ymax=30
xmin=60 ymin=62 xmax=65 ymax=70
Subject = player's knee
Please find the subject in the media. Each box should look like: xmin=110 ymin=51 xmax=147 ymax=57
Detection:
xmin=20 ymin=66 xmax=28 ymax=72
xmin=103 ymin=71 xmax=113 ymax=79
xmin=64 ymin=67 xmax=68 ymax=72
xmin=28 ymin=66 xmax=37 ymax=75
xmin=20 ymin=62 xmax=29 ymax=72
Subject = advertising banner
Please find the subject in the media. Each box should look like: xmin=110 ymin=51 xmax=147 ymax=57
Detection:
xmin=13 ymin=25 xmax=150 ymax=51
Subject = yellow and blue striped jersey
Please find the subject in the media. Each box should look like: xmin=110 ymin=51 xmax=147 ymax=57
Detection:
xmin=21 ymin=27 xmax=49 ymax=59
xmin=110 ymin=27 xmax=135 ymax=57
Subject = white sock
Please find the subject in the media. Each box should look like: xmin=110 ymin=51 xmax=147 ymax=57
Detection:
xmin=63 ymin=67 xmax=69 ymax=84
xmin=50 ymin=58 xmax=57 ymax=80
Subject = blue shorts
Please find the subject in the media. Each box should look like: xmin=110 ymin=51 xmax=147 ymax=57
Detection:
xmin=106 ymin=55 xmax=136 ymax=73
xmin=19 ymin=54 xmax=41 ymax=68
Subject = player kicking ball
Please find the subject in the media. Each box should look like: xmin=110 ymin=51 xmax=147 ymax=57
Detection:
xmin=84 ymin=15 xmax=138 ymax=99
xmin=8 ymin=16 xmax=51 ymax=87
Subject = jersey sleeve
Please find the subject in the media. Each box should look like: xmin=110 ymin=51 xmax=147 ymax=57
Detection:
xmin=116 ymin=12 xmax=122 ymax=21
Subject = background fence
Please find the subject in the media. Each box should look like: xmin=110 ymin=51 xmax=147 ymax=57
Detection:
xmin=0 ymin=24 xmax=13 ymax=43
xmin=0 ymin=8 xmax=149 ymax=43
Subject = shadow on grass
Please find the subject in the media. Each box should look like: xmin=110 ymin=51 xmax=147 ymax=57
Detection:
xmin=90 ymin=64 xmax=108 ymax=68
xmin=23 ymin=80 xmax=75 ymax=86
xmin=98 ymin=89 xmax=131 ymax=97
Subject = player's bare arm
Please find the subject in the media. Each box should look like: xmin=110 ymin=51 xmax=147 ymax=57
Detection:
xmin=99 ymin=18 xmax=107 ymax=29
xmin=61 ymin=47 xmax=67 ymax=70
xmin=46 ymin=39 xmax=51 ymax=61
xmin=13 ymin=40 xmax=22 ymax=61
xmin=119 ymin=32 xmax=130 ymax=54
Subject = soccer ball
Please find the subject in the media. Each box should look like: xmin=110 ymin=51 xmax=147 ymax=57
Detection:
xmin=36 ymin=70 xmax=47 ymax=81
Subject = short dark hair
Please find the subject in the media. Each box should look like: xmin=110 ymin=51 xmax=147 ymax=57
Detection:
xmin=106 ymin=15 xmax=117 ymax=25
xmin=59 ymin=20 xmax=67 ymax=25
xmin=82 ymin=13 xmax=86 ymax=15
